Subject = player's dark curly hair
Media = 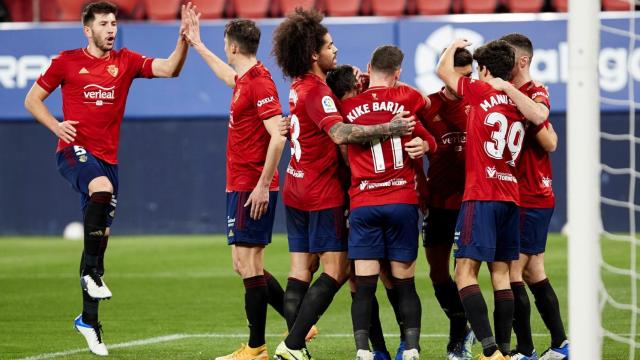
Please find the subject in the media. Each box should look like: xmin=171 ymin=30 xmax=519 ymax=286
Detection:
xmin=473 ymin=40 xmax=515 ymax=81
xmin=326 ymin=65 xmax=357 ymax=100
xmin=82 ymin=1 xmax=117 ymax=25
xmin=272 ymin=8 xmax=328 ymax=79
xmin=370 ymin=45 xmax=404 ymax=75
xmin=500 ymin=33 xmax=533 ymax=57
xmin=454 ymin=48 xmax=473 ymax=67
xmin=224 ymin=19 xmax=261 ymax=55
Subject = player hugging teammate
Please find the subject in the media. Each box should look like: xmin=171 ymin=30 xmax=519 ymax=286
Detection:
xmin=25 ymin=2 xmax=568 ymax=358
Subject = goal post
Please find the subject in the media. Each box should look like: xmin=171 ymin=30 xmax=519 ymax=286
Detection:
xmin=567 ymin=0 xmax=602 ymax=358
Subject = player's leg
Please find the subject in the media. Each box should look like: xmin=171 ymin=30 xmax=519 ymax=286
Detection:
xmin=510 ymin=207 xmax=539 ymax=359
xmin=218 ymin=191 xmax=275 ymax=359
xmin=453 ymin=201 xmax=500 ymax=358
xmin=348 ymin=206 xmax=386 ymax=358
xmin=488 ymin=261 xmax=513 ymax=357
xmin=352 ymin=260 xmax=382 ymax=356
xmin=379 ymin=266 xmax=404 ymax=360
xmin=385 ymin=204 xmax=421 ymax=358
xmin=57 ymin=147 xmax=114 ymax=356
xmin=525 ymin=255 xmax=569 ymax=359
xmin=259 ymin=192 xmax=286 ymax=318
xmin=509 ymin=252 xmax=536 ymax=358
xmin=281 ymin=206 xmax=349 ymax=351
xmin=423 ymin=208 xmax=471 ymax=358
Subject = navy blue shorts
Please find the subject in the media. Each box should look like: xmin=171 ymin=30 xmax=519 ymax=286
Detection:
xmin=519 ymin=207 xmax=554 ymax=255
xmin=423 ymin=207 xmax=460 ymax=248
xmin=349 ymin=204 xmax=420 ymax=262
xmin=286 ymin=206 xmax=348 ymax=253
xmin=453 ymin=201 xmax=519 ymax=262
xmin=57 ymin=146 xmax=118 ymax=227
xmin=226 ymin=191 xmax=278 ymax=246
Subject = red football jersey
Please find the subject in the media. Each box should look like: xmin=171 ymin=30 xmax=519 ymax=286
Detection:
xmin=283 ymin=73 xmax=345 ymax=211
xmin=421 ymin=90 xmax=469 ymax=209
xmin=457 ymin=76 xmax=525 ymax=204
xmin=37 ymin=48 xmax=155 ymax=164
xmin=517 ymin=81 xmax=555 ymax=208
xmin=227 ymin=62 xmax=282 ymax=192
xmin=342 ymin=85 xmax=433 ymax=209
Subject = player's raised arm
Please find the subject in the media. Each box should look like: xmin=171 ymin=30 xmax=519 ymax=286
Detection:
xmin=436 ymin=39 xmax=471 ymax=97
xmin=485 ymin=77 xmax=549 ymax=125
xmin=150 ymin=3 xmax=191 ymax=78
xmin=327 ymin=111 xmax=415 ymax=145
xmin=183 ymin=6 xmax=237 ymax=88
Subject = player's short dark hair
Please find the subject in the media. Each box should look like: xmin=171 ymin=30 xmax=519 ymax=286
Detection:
xmin=272 ymin=8 xmax=328 ymax=78
xmin=82 ymin=1 xmax=118 ymax=25
xmin=473 ymin=40 xmax=515 ymax=81
xmin=326 ymin=65 xmax=357 ymax=100
xmin=370 ymin=45 xmax=404 ymax=74
xmin=224 ymin=19 xmax=261 ymax=55
xmin=454 ymin=48 xmax=473 ymax=67
xmin=500 ymin=33 xmax=533 ymax=57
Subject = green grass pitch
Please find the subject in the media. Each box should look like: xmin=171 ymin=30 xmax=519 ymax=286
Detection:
xmin=0 ymin=234 xmax=637 ymax=359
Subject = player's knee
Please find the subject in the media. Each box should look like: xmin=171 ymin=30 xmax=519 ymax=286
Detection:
xmin=288 ymin=269 xmax=312 ymax=283
xmin=88 ymin=177 xmax=113 ymax=194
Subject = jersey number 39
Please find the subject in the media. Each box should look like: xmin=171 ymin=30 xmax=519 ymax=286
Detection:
xmin=483 ymin=112 xmax=524 ymax=166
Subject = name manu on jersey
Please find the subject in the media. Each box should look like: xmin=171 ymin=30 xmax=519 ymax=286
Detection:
xmin=345 ymin=101 xmax=405 ymax=122
xmin=478 ymin=93 xmax=516 ymax=112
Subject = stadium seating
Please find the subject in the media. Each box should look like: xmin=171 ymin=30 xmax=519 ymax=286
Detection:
xmin=462 ymin=0 xmax=497 ymax=13
xmin=144 ymin=0 xmax=181 ymax=19
xmin=233 ymin=0 xmax=271 ymax=18
xmin=189 ymin=0 xmax=226 ymax=19
xmin=56 ymin=0 xmax=87 ymax=21
xmin=111 ymin=0 xmax=144 ymax=19
xmin=506 ymin=0 xmax=543 ymax=13
xmin=603 ymin=0 xmax=634 ymax=11
xmin=552 ymin=0 xmax=567 ymax=12
xmin=278 ymin=0 xmax=316 ymax=15
xmin=371 ymin=0 xmax=406 ymax=16
xmin=416 ymin=0 xmax=451 ymax=15
xmin=324 ymin=0 xmax=360 ymax=16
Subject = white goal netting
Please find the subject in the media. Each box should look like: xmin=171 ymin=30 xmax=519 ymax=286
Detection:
xmin=597 ymin=3 xmax=640 ymax=359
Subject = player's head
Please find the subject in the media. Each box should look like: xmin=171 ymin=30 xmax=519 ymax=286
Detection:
xmin=444 ymin=48 xmax=473 ymax=96
xmin=500 ymin=33 xmax=534 ymax=76
xmin=326 ymin=65 xmax=358 ymax=100
xmin=82 ymin=2 xmax=118 ymax=52
xmin=223 ymin=19 xmax=261 ymax=63
xmin=472 ymin=40 xmax=515 ymax=81
xmin=272 ymin=8 xmax=337 ymax=78
xmin=368 ymin=45 xmax=404 ymax=82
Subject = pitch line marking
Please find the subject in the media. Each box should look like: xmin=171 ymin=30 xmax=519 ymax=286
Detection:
xmin=18 ymin=332 xmax=590 ymax=359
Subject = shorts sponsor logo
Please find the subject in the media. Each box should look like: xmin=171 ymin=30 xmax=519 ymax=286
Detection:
xmin=359 ymin=178 xmax=408 ymax=190
xmin=227 ymin=216 xmax=235 ymax=228
xmin=286 ymin=165 xmax=305 ymax=178
xmin=321 ymin=95 xmax=337 ymax=113
xmin=83 ymin=84 xmax=115 ymax=106
xmin=256 ymin=96 xmax=275 ymax=107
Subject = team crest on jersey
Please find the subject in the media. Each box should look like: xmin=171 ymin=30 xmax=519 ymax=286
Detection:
xmin=78 ymin=155 xmax=88 ymax=163
xmin=321 ymin=96 xmax=337 ymax=113
xmin=106 ymin=65 xmax=118 ymax=77
xmin=371 ymin=93 xmax=378 ymax=100
xmin=542 ymin=176 xmax=552 ymax=188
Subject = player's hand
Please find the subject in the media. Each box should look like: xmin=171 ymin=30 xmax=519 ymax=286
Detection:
xmin=405 ymin=137 xmax=428 ymax=159
xmin=389 ymin=111 xmax=415 ymax=136
xmin=245 ymin=186 xmax=269 ymax=220
xmin=451 ymin=38 xmax=471 ymax=49
xmin=486 ymin=77 xmax=510 ymax=91
xmin=179 ymin=3 xmax=190 ymax=40
xmin=279 ymin=115 xmax=292 ymax=138
xmin=184 ymin=5 xmax=202 ymax=47
xmin=55 ymin=120 xmax=79 ymax=144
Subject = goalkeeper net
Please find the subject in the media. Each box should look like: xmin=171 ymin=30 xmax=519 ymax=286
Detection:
xmin=598 ymin=3 xmax=640 ymax=359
